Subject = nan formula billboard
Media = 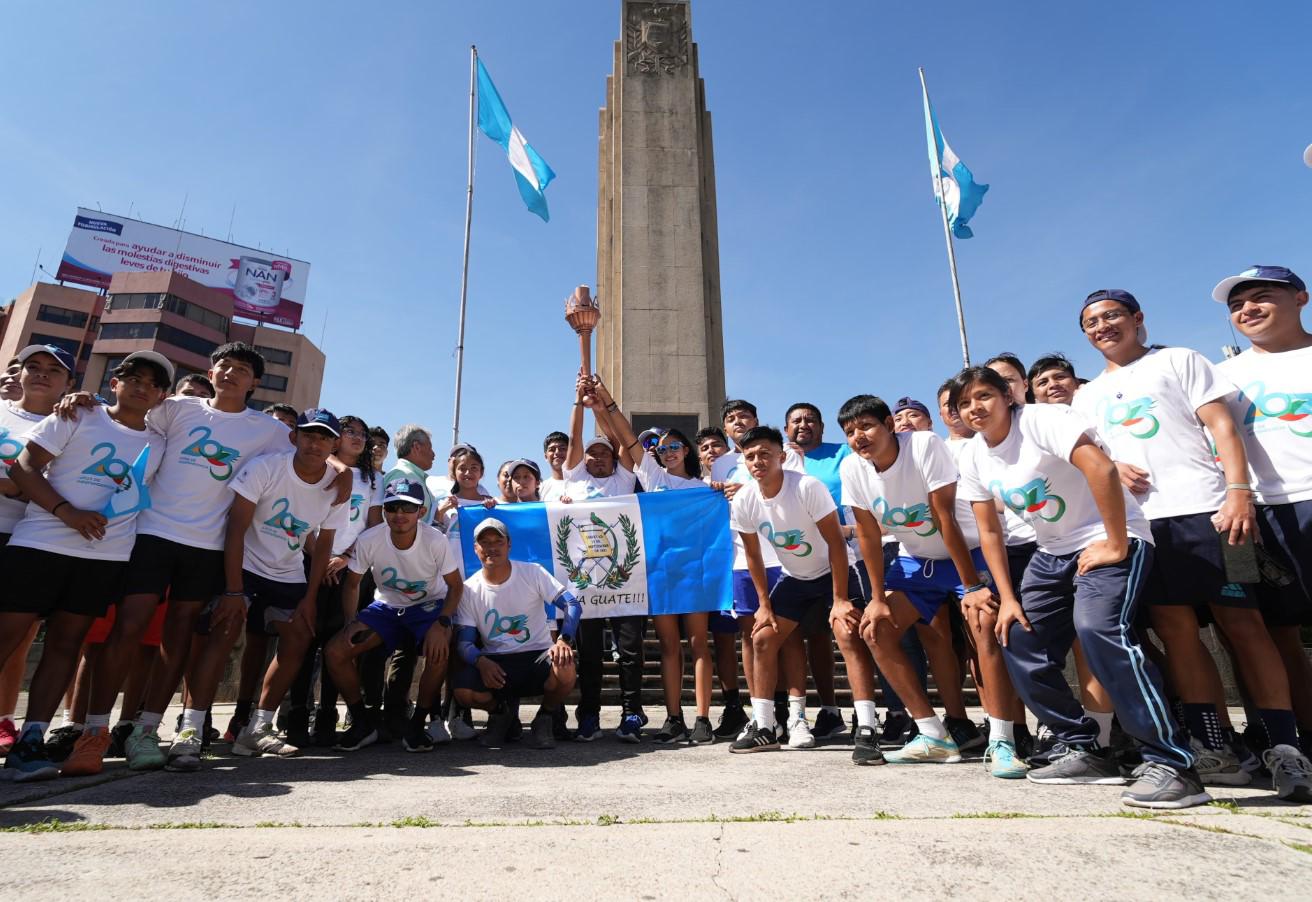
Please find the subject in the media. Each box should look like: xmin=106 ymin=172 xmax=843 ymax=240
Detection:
xmin=56 ymin=208 xmax=310 ymax=330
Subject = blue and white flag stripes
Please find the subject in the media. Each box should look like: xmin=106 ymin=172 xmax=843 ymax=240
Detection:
xmin=475 ymin=57 xmax=556 ymax=222
xmin=921 ymin=88 xmax=988 ymax=240
xmin=100 ymin=445 xmax=151 ymax=519
xmin=459 ymin=488 xmax=733 ymax=619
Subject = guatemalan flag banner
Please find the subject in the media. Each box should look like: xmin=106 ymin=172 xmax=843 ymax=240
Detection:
xmin=458 ymin=489 xmax=733 ymax=619
xmin=921 ymin=88 xmax=988 ymax=239
xmin=475 ymin=57 xmax=557 ymax=222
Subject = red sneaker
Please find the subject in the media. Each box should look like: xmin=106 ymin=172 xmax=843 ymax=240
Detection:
xmin=0 ymin=718 xmax=18 ymax=755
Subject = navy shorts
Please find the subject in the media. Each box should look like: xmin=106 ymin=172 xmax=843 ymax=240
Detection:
xmin=198 ymin=569 xmax=307 ymax=636
xmin=799 ymin=561 xmax=872 ymax=633
xmin=768 ymin=565 xmax=868 ymax=624
xmin=885 ymin=547 xmax=990 ymax=624
xmin=455 ymin=649 xmax=552 ymax=697
xmin=1005 ymin=542 xmax=1037 ymax=595
xmin=1142 ymin=512 xmax=1255 ymax=609
xmin=356 ymin=599 xmax=443 ymax=653
xmin=122 ymin=534 xmax=224 ymax=603
xmin=0 ymin=546 xmax=125 ymax=618
xmin=732 ymin=566 xmax=782 ymax=617
xmin=1256 ymin=500 xmax=1312 ymax=626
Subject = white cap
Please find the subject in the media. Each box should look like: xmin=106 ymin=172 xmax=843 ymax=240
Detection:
xmin=122 ymin=350 xmax=176 ymax=384
xmin=585 ymin=435 xmax=614 ymax=452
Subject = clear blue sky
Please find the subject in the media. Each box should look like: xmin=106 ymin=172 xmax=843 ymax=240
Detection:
xmin=3 ymin=1 xmax=1309 ymax=475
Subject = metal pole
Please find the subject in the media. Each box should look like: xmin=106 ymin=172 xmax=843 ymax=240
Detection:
xmin=452 ymin=46 xmax=478 ymax=446
xmin=919 ymin=68 xmax=971 ymax=368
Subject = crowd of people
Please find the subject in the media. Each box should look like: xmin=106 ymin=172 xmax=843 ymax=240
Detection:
xmin=0 ymin=264 xmax=1310 ymax=812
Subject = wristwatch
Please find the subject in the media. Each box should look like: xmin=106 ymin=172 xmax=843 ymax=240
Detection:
xmin=436 ymin=615 xmax=452 ymax=629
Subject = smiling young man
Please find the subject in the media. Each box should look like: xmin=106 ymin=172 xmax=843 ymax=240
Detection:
xmin=1028 ymin=355 xmax=1080 ymax=406
xmin=1072 ymin=288 xmax=1308 ymax=796
xmin=539 ymin=431 xmax=570 ymax=502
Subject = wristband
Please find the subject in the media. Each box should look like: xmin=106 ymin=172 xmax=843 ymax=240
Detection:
xmin=51 ymin=500 xmax=69 ymax=515
xmin=1225 ymin=483 xmax=1252 ymax=491
xmin=606 ymin=402 xmax=618 ymax=412
xmin=221 ymin=590 xmax=247 ymax=598
xmin=963 ymin=582 xmax=990 ymax=594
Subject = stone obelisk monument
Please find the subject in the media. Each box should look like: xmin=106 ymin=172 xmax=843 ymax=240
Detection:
xmin=596 ymin=0 xmax=726 ymax=436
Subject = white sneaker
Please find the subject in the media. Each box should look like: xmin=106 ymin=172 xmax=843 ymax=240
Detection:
xmin=786 ymin=717 xmax=816 ymax=749
xmin=448 ymin=713 xmax=477 ymax=742
xmin=232 ymin=723 xmax=298 ymax=758
xmin=1264 ymin=744 xmax=1312 ymax=803
xmin=426 ymin=718 xmax=452 ymax=745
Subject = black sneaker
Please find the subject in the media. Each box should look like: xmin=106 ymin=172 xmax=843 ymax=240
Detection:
xmin=655 ymin=715 xmax=689 ymax=744
xmin=880 ymin=710 xmax=915 ymax=748
xmin=3 ymin=730 xmax=58 ymax=782
xmin=713 ymin=704 xmax=749 ymax=739
xmin=106 ymin=721 xmax=134 ymax=758
xmin=383 ymin=710 xmax=410 ymax=744
xmin=774 ymin=703 xmax=790 ymax=743
xmin=1121 ymin=762 xmax=1211 ymax=809
xmin=1026 ymin=745 xmax=1125 ymax=785
xmin=729 ymin=723 xmax=779 ymax=754
xmin=403 ymin=721 xmax=434 ymax=753
xmin=43 ymin=726 xmax=83 ymax=763
xmin=1226 ymin=728 xmax=1263 ymax=779
xmin=688 ymin=716 xmax=714 ymax=745
xmin=334 ymin=718 xmax=378 ymax=752
xmin=1027 ymin=725 xmax=1065 ymax=767
xmin=945 ymin=716 xmax=985 ymax=754
xmin=525 ymin=711 xmax=556 ymax=750
xmin=480 ymin=704 xmax=514 ymax=749
xmin=550 ymin=706 xmax=572 ymax=741
xmin=852 ymin=725 xmax=886 ymax=766
xmin=312 ymin=716 xmax=338 ymax=748
xmin=813 ymin=708 xmax=847 ymax=740
xmin=1014 ymin=723 xmax=1035 ymax=761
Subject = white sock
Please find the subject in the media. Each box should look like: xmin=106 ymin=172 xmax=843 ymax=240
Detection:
xmin=989 ymin=718 xmax=1014 ymax=742
xmin=135 ymin=711 xmax=163 ymax=729
xmin=61 ymin=708 xmax=76 ymax=728
xmin=1088 ymin=709 xmax=1114 ymax=747
xmin=251 ymin=709 xmax=275 ymax=731
xmin=0 ymin=713 xmax=14 ymax=725
xmin=854 ymin=700 xmax=879 ymax=729
xmin=916 ymin=715 xmax=948 ymax=740
xmin=751 ymin=697 xmax=776 ymax=731
xmin=788 ymin=695 xmax=806 ymax=724
xmin=85 ymin=714 xmax=110 ymax=731
xmin=181 ymin=708 xmax=207 ymax=733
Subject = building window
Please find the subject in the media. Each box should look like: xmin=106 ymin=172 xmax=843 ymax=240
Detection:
xmin=28 ymin=333 xmax=82 ymax=356
xmin=99 ymin=322 xmax=158 ymax=342
xmin=254 ymin=345 xmax=292 ymax=366
xmin=97 ymin=356 xmax=126 ymax=396
xmin=157 ymin=324 xmax=219 ymax=358
xmin=162 ymin=295 xmax=228 ymax=333
xmin=106 ymin=293 xmax=164 ymax=312
xmin=260 ymin=373 xmax=289 ymax=392
xmin=36 ymin=304 xmax=89 ymax=329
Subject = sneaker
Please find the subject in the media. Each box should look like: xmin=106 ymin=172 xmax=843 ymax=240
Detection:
xmin=1026 ymin=745 xmax=1124 ymax=784
xmin=617 ymin=713 xmax=644 ymax=744
xmin=165 ymin=728 xmax=204 ymax=772
xmin=403 ymin=721 xmax=435 ymax=753
xmin=125 ymin=725 xmax=167 ymax=771
xmin=729 ymin=722 xmax=780 ymax=754
xmin=334 ymin=719 xmax=378 ymax=752
xmin=106 ymin=721 xmax=134 ymax=758
xmin=1190 ymin=737 xmax=1250 ymax=786
xmin=223 ymin=712 xmax=248 ymax=743
xmin=426 ymin=717 xmax=452 ymax=745
xmin=551 ymin=706 xmax=572 ymax=741
xmin=880 ymin=710 xmax=916 ymax=748
xmin=43 ymin=725 xmax=83 ymax=763
xmin=688 ymin=716 xmax=714 ymax=745
xmin=1242 ymin=721 xmax=1271 ymax=758
xmin=1014 ymin=723 xmax=1035 ymax=761
xmin=985 ymin=739 xmax=1028 ymax=779
xmin=448 ymin=711 xmax=477 ymax=742
xmin=774 ymin=704 xmax=789 ymax=744
xmin=1264 ymin=744 xmax=1312 ymax=803
xmin=0 ymin=718 xmax=17 ymax=755
xmin=1027 ymin=724 xmax=1065 ymax=767
xmin=852 ymin=725 xmax=885 ymax=766
xmin=655 ymin=715 xmax=689 ymax=744
xmin=712 ymin=704 xmax=748 ymax=739
xmin=1227 ymin=729 xmax=1262 ymax=779
xmin=886 ymin=732 xmax=963 ymax=764
xmin=786 ymin=717 xmax=816 ymax=750
xmin=813 ymin=708 xmax=847 ymax=739
xmin=3 ymin=729 xmax=58 ymax=782
xmin=1121 ymin=762 xmax=1211 ymax=809
xmin=383 ymin=710 xmax=410 ymax=743
xmin=233 ymin=723 xmax=299 ymax=758
xmin=312 ymin=717 xmax=338 ymax=748
xmin=59 ymin=728 xmax=112 ymax=777
xmin=944 ymin=715 xmax=985 ymax=754
xmin=480 ymin=705 xmax=514 ymax=749
xmin=574 ymin=713 xmax=603 ymax=742
xmin=525 ymin=711 xmax=557 ymax=750
xmin=504 ymin=713 xmax=524 ymax=743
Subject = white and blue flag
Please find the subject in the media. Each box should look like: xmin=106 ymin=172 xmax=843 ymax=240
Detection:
xmin=922 ymin=89 xmax=988 ymax=239
xmin=476 ymin=57 xmax=556 ymax=222
xmin=459 ymin=488 xmax=733 ymax=619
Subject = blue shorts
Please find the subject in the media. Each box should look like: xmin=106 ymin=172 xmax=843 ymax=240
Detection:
xmin=884 ymin=548 xmax=989 ymax=625
xmin=454 ymin=649 xmax=552 ymax=697
xmin=732 ymin=566 xmax=783 ymax=617
xmin=356 ymin=599 xmax=444 ymax=653
xmin=1143 ymin=512 xmax=1255 ymax=609
xmin=768 ymin=565 xmax=869 ymax=624
xmin=1257 ymin=500 xmax=1312 ymax=626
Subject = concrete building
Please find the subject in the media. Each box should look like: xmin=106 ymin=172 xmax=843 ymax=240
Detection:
xmin=596 ymin=0 xmax=726 ymax=436
xmin=0 ymin=272 xmax=323 ymax=412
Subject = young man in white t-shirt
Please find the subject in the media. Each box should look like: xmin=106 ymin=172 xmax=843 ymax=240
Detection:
xmin=539 ymin=431 xmax=570 ymax=503
xmin=0 ymin=352 xmax=170 ymax=782
xmin=728 ymin=426 xmax=867 ymax=753
xmin=453 ymin=518 xmax=580 ymax=750
xmin=1073 ymin=288 xmax=1308 ymax=795
xmin=326 ymin=479 xmax=463 ymax=753
xmin=1214 ymin=265 xmax=1312 ymax=801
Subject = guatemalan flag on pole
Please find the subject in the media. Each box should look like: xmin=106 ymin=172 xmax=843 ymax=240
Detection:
xmin=475 ymin=57 xmax=556 ymax=222
xmin=921 ymin=79 xmax=988 ymax=239
xmin=459 ymin=489 xmax=733 ymax=618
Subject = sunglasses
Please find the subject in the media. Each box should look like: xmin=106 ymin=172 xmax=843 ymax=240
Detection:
xmin=383 ymin=502 xmax=420 ymax=514
xmin=640 ymin=430 xmax=666 ymax=450
xmin=656 ymin=441 xmax=685 ymax=454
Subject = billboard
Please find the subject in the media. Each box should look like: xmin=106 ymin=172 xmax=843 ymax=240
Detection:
xmin=55 ymin=208 xmax=310 ymax=330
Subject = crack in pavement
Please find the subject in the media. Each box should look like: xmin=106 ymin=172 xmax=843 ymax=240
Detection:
xmin=709 ymin=821 xmax=732 ymax=901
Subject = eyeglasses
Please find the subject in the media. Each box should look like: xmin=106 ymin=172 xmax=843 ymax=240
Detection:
xmin=383 ymin=502 xmax=420 ymax=514
xmin=1080 ymin=309 xmax=1129 ymax=332
xmin=656 ymin=441 xmax=685 ymax=454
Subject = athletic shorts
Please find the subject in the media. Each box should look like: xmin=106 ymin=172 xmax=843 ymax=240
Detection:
xmin=0 ymin=532 xmax=9 ymax=549
xmin=122 ymin=534 xmax=224 ymax=602
xmin=356 ymin=600 xmax=444 ymax=654
xmin=884 ymin=547 xmax=990 ymax=625
xmin=454 ymin=649 xmax=552 ymax=697
xmin=799 ymin=561 xmax=872 ymax=633
xmin=85 ymin=599 xmax=168 ymax=646
xmin=198 ymin=570 xmax=306 ymax=636
xmin=1005 ymin=542 xmax=1037 ymax=595
xmin=709 ymin=611 xmax=740 ymax=633
xmin=1142 ymin=512 xmax=1255 ymax=609
xmin=731 ymin=566 xmax=783 ymax=617
xmin=768 ymin=565 xmax=868 ymax=624
xmin=0 ymin=546 xmax=125 ymax=618
xmin=1255 ymin=500 xmax=1312 ymax=626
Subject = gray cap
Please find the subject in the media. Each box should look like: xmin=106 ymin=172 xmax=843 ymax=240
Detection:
xmin=474 ymin=517 xmax=509 ymax=540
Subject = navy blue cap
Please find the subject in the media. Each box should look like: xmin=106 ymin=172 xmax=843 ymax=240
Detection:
xmin=893 ymin=397 xmax=931 ymax=418
xmin=1080 ymin=289 xmax=1141 ymax=321
xmin=17 ymin=344 xmax=76 ymax=374
xmin=296 ymin=407 xmax=341 ymax=436
xmin=383 ymin=478 xmax=425 ymax=505
xmin=1211 ymin=266 xmax=1307 ymax=303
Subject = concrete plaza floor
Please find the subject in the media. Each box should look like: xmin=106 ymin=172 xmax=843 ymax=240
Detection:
xmin=2 ymin=705 xmax=1309 ymax=900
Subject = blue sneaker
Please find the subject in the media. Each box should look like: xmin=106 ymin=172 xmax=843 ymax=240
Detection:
xmin=3 ymin=727 xmax=59 ymax=782
xmin=617 ymin=713 xmax=644 ymax=743
xmin=985 ymin=739 xmax=1028 ymax=779
xmin=574 ymin=714 xmax=602 ymax=742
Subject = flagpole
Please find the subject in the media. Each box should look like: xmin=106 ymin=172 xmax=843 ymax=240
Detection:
xmin=919 ymin=67 xmax=971 ymax=368
xmin=452 ymin=45 xmax=478 ymax=446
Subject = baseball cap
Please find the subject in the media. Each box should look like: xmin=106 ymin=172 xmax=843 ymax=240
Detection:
xmin=474 ymin=517 xmax=509 ymax=540
xmin=1080 ymin=289 xmax=1141 ymax=320
xmin=586 ymin=435 xmax=614 ymax=452
xmin=893 ymin=397 xmax=931 ymax=418
xmin=383 ymin=479 xmax=426 ymax=506
xmin=504 ymin=458 xmax=541 ymax=479
xmin=449 ymin=442 xmax=479 ymax=458
xmin=122 ymin=350 xmax=175 ymax=385
xmin=296 ymin=407 xmax=341 ymax=436
xmin=1210 ymin=266 xmax=1307 ymax=303
xmin=16 ymin=344 xmax=76 ymax=374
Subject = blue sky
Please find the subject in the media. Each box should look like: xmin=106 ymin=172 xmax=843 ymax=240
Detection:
xmin=2 ymin=1 xmax=1309 ymax=475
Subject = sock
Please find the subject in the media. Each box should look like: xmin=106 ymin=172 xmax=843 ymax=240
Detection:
xmin=85 ymin=714 xmax=110 ymax=732
xmin=181 ymin=708 xmax=207 ymax=734
xmin=989 ymin=718 xmax=1015 ymax=742
xmin=251 ymin=709 xmax=275 ymax=731
xmin=915 ymin=715 xmax=948 ymax=740
xmin=411 ymin=706 xmax=430 ymax=727
xmin=1087 ymin=709 xmax=1114 ymax=747
xmin=722 ymin=689 xmax=740 ymax=707
xmin=234 ymin=699 xmax=254 ymax=721
xmin=1259 ymin=708 xmax=1299 ymax=749
xmin=64 ymin=722 xmax=85 ymax=732
xmin=1182 ymin=702 xmax=1225 ymax=751
xmin=0 ymin=713 xmax=14 ymax=725
xmin=788 ymin=695 xmax=806 ymax=724
xmin=61 ymin=707 xmax=76 ymax=727
xmin=347 ymin=701 xmax=370 ymax=723
xmin=21 ymin=720 xmax=49 ymax=740
xmin=854 ymin=700 xmax=879 ymax=729
xmin=113 ymin=719 xmax=131 ymax=730
xmin=751 ymin=697 xmax=776 ymax=731
xmin=135 ymin=711 xmax=163 ymax=730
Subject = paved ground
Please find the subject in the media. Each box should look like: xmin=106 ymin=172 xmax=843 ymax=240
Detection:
xmin=3 ymin=705 xmax=1310 ymax=900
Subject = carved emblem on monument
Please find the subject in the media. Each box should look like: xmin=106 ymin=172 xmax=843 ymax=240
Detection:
xmin=625 ymin=2 xmax=690 ymax=75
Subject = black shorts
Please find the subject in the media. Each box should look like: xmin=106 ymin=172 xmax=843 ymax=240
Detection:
xmin=1142 ymin=512 xmax=1256 ymax=609
xmin=1256 ymin=500 xmax=1312 ymax=627
xmin=0 ymin=545 xmax=126 ymax=618
xmin=122 ymin=534 xmax=224 ymax=603
xmin=772 ymin=564 xmax=869 ymax=626
xmin=196 ymin=569 xmax=306 ymax=636
xmin=0 ymin=532 xmax=9 ymax=549
xmin=798 ymin=561 xmax=871 ymax=633
xmin=455 ymin=649 xmax=552 ymax=697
